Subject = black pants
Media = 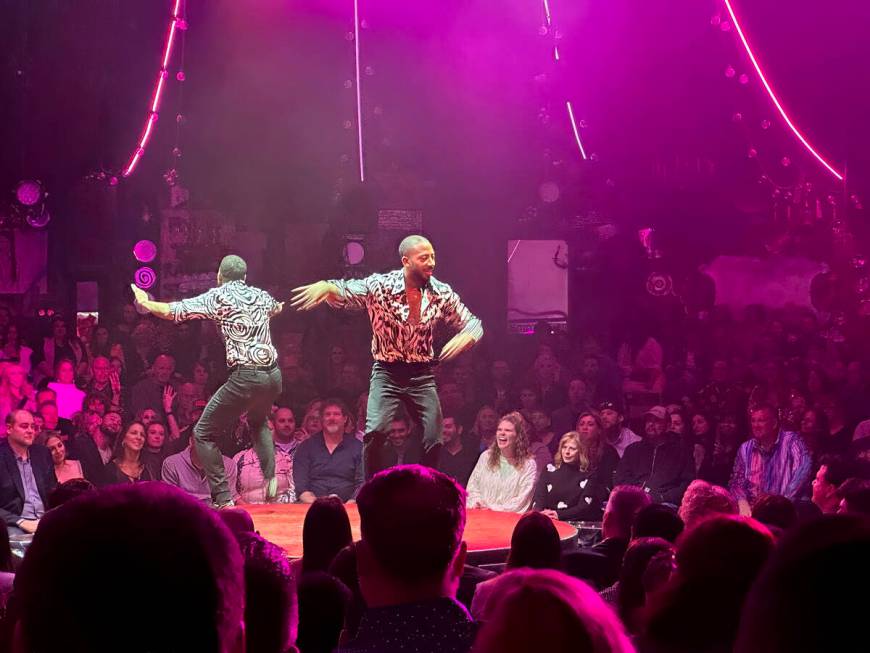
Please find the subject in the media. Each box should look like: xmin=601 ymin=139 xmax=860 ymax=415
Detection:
xmin=364 ymin=361 xmax=442 ymax=479
xmin=194 ymin=365 xmax=282 ymax=505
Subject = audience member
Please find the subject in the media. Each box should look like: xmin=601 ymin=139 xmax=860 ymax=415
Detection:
xmin=563 ymin=485 xmax=652 ymax=589
xmin=641 ymin=516 xmax=774 ymax=653
xmin=141 ymin=421 xmax=169 ymax=480
xmin=599 ymin=401 xmax=641 ymax=458
xmin=373 ymin=412 xmax=423 ymax=473
xmin=470 ymin=511 xmax=562 ymax=619
xmin=272 ymin=406 xmax=303 ymax=456
xmin=468 ymin=405 xmax=498 ymax=451
xmin=471 ymin=568 xmax=635 ymax=653
xmin=9 ymin=483 xmax=246 ymax=652
xmin=836 ymin=478 xmax=870 ymax=515
xmin=550 ymin=377 xmax=592 ymax=440
xmin=233 ymin=418 xmax=295 ymax=504
xmin=697 ymin=412 xmax=742 ymax=486
xmin=104 ymin=421 xmax=154 ymax=484
xmin=810 ymin=454 xmax=852 ymax=514
xmin=340 ymin=465 xmax=476 ymax=653
xmin=298 ymin=496 xmax=353 ymax=575
xmin=466 ymin=411 xmax=537 ymax=512
xmin=632 ymin=503 xmax=684 ymax=543
xmin=45 ymin=433 xmax=83 ymax=484
xmin=47 ymin=359 xmax=85 ymax=419
xmin=235 ymin=531 xmax=300 ymax=653
xmin=729 ymin=404 xmax=812 ymax=515
xmin=616 ymin=406 xmax=695 ymax=505
xmin=734 ymin=515 xmax=870 ymax=653
xmin=605 ymin=537 xmax=675 ymax=635
xmin=293 ymin=399 xmax=363 ymax=503
xmin=297 ymin=571 xmax=351 ymax=653
xmin=38 ymin=316 xmax=86 ymax=373
xmin=534 ymin=419 xmax=617 ymax=521
xmin=46 ymin=477 xmax=96 ymax=510
xmin=0 ymin=410 xmax=55 ymax=535
xmin=750 ymin=494 xmax=798 ymax=533
xmin=435 ymin=414 xmax=478 ymax=488
xmin=678 ymin=479 xmax=737 ymax=529
xmin=0 ymin=364 xmax=35 ymax=436
xmin=131 ymin=353 xmax=177 ymax=423
xmin=162 ymin=441 xmax=238 ymax=504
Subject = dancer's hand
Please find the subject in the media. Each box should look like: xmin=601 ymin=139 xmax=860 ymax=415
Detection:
xmin=541 ymin=509 xmax=559 ymax=520
xmin=130 ymin=284 xmax=148 ymax=305
xmin=291 ymin=282 xmax=332 ymax=311
xmin=439 ymin=332 xmax=475 ymax=362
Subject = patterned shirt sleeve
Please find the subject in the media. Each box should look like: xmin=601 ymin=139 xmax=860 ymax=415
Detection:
xmin=169 ymin=287 xmax=221 ymax=323
xmin=729 ymin=443 xmax=749 ymax=501
xmin=263 ymin=290 xmax=282 ymax=317
xmin=782 ymin=434 xmax=813 ymax=499
xmin=439 ymin=284 xmax=484 ymax=341
xmin=327 ymin=275 xmax=376 ymax=310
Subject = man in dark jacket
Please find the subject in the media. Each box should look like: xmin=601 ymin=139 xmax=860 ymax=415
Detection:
xmin=615 ymin=406 xmax=695 ymax=505
xmin=1 ymin=409 xmax=57 ymax=535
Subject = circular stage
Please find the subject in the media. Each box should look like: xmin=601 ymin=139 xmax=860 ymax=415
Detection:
xmin=243 ymin=503 xmax=578 ymax=564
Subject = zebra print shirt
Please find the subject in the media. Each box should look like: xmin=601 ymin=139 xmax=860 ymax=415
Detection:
xmin=169 ymin=280 xmax=281 ymax=367
xmin=329 ymin=269 xmax=483 ymax=363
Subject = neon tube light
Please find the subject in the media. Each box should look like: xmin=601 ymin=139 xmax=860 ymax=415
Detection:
xmin=353 ymin=0 xmax=365 ymax=182
xmin=122 ymin=0 xmax=184 ymax=178
xmin=723 ymin=0 xmax=843 ymax=181
xmin=566 ymin=101 xmax=588 ymax=160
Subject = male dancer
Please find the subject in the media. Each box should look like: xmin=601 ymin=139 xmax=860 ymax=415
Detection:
xmin=131 ymin=254 xmax=283 ymax=508
xmin=291 ymin=235 xmax=483 ymax=477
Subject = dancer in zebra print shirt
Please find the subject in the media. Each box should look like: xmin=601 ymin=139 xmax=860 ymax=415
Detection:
xmin=291 ymin=235 xmax=483 ymax=478
xmin=132 ymin=254 xmax=284 ymax=508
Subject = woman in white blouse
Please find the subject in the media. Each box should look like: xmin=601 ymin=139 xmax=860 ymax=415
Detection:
xmin=466 ymin=411 xmax=537 ymax=512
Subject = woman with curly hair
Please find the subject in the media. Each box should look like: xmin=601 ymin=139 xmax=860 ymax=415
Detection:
xmin=466 ymin=411 xmax=538 ymax=512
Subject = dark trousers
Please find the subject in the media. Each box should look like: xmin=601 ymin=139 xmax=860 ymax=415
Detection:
xmin=194 ymin=366 xmax=282 ymax=505
xmin=364 ymin=361 xmax=442 ymax=479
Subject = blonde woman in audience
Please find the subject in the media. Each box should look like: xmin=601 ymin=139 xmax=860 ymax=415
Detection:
xmin=45 ymin=433 xmax=84 ymax=484
xmin=0 ymin=363 xmax=36 ymax=435
xmin=466 ymin=411 xmax=537 ymax=512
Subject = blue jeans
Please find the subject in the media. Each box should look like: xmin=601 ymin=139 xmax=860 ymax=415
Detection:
xmin=364 ymin=361 xmax=442 ymax=479
xmin=194 ymin=365 xmax=282 ymax=505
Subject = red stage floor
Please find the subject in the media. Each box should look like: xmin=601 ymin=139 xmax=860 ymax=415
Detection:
xmin=243 ymin=503 xmax=578 ymax=563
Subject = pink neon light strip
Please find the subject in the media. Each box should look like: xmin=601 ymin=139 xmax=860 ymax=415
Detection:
xmin=123 ymin=0 xmax=183 ymax=178
xmin=566 ymin=101 xmax=588 ymax=160
xmin=353 ymin=0 xmax=365 ymax=182
xmin=723 ymin=0 xmax=843 ymax=181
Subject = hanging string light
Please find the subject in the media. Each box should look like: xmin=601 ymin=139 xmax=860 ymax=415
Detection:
xmin=122 ymin=0 xmax=186 ymax=178
xmin=721 ymin=0 xmax=843 ymax=181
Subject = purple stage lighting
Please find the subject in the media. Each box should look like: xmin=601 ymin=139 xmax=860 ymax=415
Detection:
xmin=134 ymin=267 xmax=157 ymax=290
xmin=133 ymin=239 xmax=158 ymax=263
xmin=15 ymin=180 xmax=43 ymax=206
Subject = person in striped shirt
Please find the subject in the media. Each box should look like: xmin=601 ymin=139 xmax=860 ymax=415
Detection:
xmin=729 ymin=403 xmax=812 ymax=515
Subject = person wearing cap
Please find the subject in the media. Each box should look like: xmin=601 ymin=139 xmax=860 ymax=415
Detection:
xmin=615 ymin=405 xmax=695 ymax=505
xmin=598 ymin=401 xmax=641 ymax=458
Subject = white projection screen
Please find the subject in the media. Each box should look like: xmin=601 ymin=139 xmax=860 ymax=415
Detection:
xmin=507 ymin=239 xmax=569 ymax=334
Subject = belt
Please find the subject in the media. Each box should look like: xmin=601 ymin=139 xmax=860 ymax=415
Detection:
xmin=230 ymin=362 xmax=278 ymax=372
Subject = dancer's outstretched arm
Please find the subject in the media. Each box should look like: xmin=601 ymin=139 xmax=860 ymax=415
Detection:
xmin=291 ymin=277 xmax=370 ymax=311
xmin=290 ymin=281 xmax=343 ymax=311
xmin=130 ymin=284 xmax=172 ymax=320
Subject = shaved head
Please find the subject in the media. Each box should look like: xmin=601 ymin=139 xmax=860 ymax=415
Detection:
xmin=398 ymin=235 xmax=432 ymax=259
